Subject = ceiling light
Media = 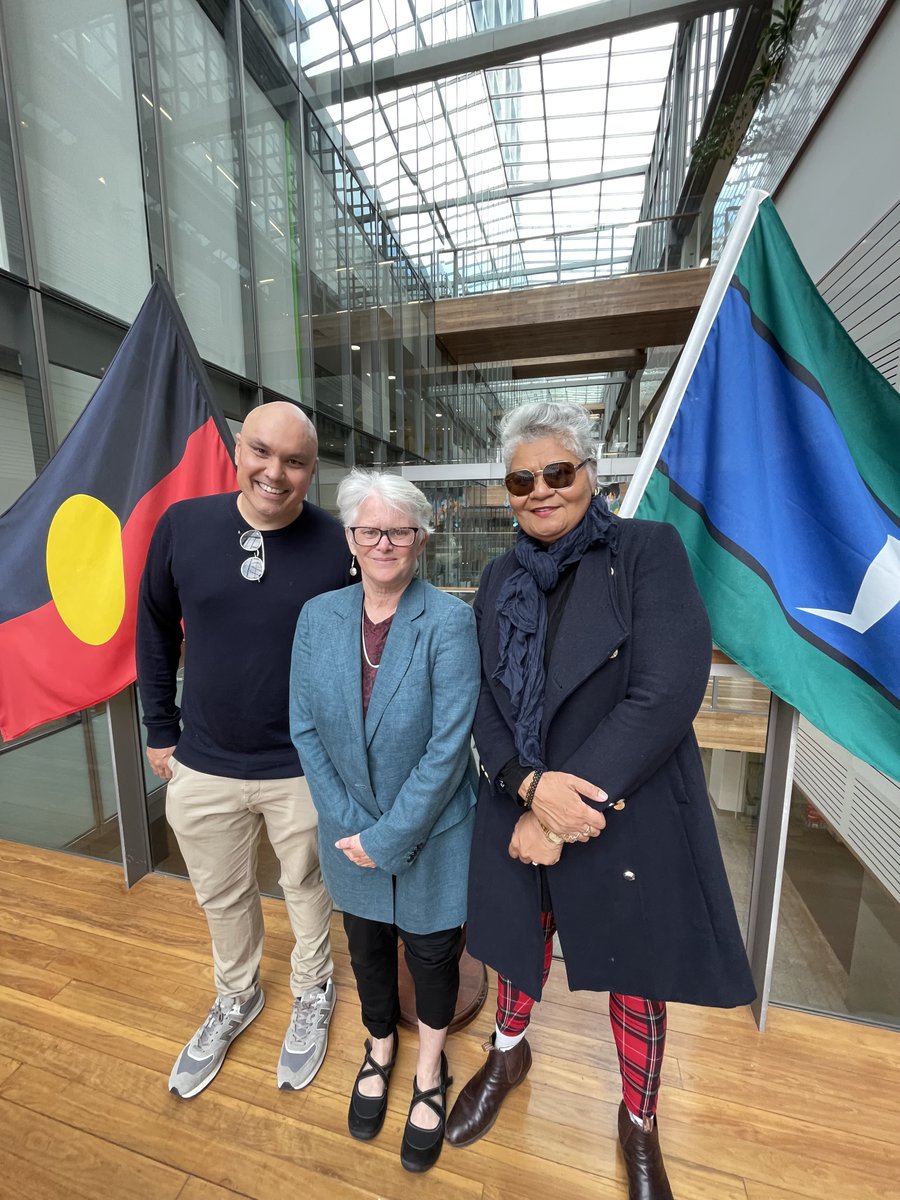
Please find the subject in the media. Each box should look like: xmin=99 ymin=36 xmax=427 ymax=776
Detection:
xmin=351 ymin=344 xmax=361 ymax=351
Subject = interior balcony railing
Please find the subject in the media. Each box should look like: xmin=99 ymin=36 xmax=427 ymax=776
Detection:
xmin=427 ymin=213 xmax=703 ymax=298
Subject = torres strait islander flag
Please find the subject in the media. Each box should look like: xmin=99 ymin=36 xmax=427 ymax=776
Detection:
xmin=0 ymin=270 xmax=236 ymax=740
xmin=621 ymin=191 xmax=900 ymax=782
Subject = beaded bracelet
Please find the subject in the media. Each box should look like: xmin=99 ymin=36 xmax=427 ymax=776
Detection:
xmin=522 ymin=768 xmax=543 ymax=810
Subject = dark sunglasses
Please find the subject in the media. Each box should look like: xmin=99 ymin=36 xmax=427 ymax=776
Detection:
xmin=504 ymin=458 xmax=592 ymax=497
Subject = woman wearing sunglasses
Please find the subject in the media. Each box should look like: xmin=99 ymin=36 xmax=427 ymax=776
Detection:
xmin=289 ymin=470 xmax=480 ymax=1174
xmin=445 ymin=401 xmax=754 ymax=1199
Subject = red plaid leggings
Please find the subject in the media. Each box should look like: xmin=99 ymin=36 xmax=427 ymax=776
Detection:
xmin=496 ymin=911 xmax=666 ymax=1119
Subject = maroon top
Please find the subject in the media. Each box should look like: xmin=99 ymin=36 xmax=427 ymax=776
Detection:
xmin=361 ymin=610 xmax=394 ymax=716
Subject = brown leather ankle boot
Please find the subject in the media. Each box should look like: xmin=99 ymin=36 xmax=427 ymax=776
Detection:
xmin=444 ymin=1036 xmax=532 ymax=1147
xmin=617 ymin=1101 xmax=674 ymax=1199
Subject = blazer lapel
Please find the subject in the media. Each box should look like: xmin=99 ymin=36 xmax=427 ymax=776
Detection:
xmin=363 ymin=579 xmax=425 ymax=747
xmin=542 ymin=545 xmax=628 ymax=734
xmin=333 ymin=586 xmax=366 ymax=755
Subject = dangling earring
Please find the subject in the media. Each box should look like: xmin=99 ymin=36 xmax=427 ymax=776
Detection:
xmin=349 ymin=555 xmax=358 ymax=578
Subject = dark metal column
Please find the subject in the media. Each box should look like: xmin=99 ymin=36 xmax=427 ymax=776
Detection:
xmin=746 ymin=694 xmax=800 ymax=1030
xmin=107 ymin=687 xmax=154 ymax=888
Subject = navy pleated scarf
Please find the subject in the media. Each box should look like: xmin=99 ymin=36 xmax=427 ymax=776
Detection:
xmin=493 ymin=495 xmax=619 ymax=767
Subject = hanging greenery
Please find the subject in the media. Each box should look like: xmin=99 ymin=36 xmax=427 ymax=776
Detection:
xmin=691 ymin=0 xmax=804 ymax=169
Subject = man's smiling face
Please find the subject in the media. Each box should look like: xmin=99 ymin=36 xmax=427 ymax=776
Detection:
xmin=234 ymin=402 xmax=317 ymax=530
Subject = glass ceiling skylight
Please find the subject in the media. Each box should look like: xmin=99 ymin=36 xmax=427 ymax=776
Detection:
xmin=297 ymin=0 xmax=734 ymax=408
xmin=320 ymin=2 xmax=686 ymax=293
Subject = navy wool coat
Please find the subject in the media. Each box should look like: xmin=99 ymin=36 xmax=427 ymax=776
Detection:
xmin=466 ymin=518 xmax=756 ymax=1007
xmin=290 ymin=579 xmax=480 ymax=934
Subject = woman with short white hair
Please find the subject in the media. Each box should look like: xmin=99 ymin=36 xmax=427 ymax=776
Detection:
xmin=290 ymin=468 xmax=480 ymax=1174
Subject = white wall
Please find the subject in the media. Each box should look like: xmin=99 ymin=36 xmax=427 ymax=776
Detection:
xmin=776 ymin=2 xmax=900 ymax=279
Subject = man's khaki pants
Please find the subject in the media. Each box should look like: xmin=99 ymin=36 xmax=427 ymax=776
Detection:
xmin=166 ymin=760 xmax=333 ymax=1004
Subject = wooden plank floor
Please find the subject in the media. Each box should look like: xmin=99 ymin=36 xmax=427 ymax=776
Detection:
xmin=1 ymin=840 xmax=898 ymax=1200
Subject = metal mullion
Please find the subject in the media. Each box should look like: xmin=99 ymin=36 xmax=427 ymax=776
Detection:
xmin=335 ymin=0 xmax=353 ymax=423
xmin=537 ymin=54 xmax=556 ymax=281
xmin=295 ymin=67 xmax=317 ymax=413
xmin=595 ymin=37 xmax=613 ymax=280
xmin=129 ymin=0 xmax=171 ymax=277
xmin=231 ymin=0 xmax=264 ymax=401
xmin=0 ymin=13 xmax=59 ymax=467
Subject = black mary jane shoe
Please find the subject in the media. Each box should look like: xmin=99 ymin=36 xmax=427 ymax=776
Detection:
xmin=348 ymin=1033 xmax=399 ymax=1141
xmin=400 ymin=1052 xmax=452 ymax=1174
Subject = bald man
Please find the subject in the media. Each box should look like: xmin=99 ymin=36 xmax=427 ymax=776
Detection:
xmin=138 ymin=401 xmax=352 ymax=1099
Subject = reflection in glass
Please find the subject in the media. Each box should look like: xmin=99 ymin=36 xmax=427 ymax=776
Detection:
xmin=49 ymin=365 xmax=101 ymax=444
xmin=3 ymin=0 xmax=150 ymax=319
xmin=150 ymin=0 xmax=251 ymax=376
xmin=244 ymin=67 xmax=302 ymax=400
xmin=0 ymin=709 xmax=122 ymax=863
xmin=42 ymin=295 xmax=127 ymax=444
xmin=772 ymin=722 xmax=900 ymax=1029
xmin=0 ymin=277 xmax=49 ymax=510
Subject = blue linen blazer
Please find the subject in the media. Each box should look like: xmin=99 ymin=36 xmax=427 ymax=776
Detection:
xmin=290 ymin=579 xmax=480 ymax=933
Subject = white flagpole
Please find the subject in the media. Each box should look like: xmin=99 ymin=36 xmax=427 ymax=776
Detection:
xmin=618 ymin=187 xmax=770 ymax=518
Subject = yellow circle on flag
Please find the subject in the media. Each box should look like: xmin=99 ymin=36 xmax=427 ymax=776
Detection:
xmin=46 ymin=494 xmax=126 ymax=645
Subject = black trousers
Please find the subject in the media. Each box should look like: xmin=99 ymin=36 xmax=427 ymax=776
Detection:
xmin=342 ymin=911 xmax=462 ymax=1037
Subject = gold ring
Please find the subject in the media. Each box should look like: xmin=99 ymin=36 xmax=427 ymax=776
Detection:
xmin=564 ymin=833 xmax=579 ymax=844
xmin=583 ymin=824 xmax=594 ymax=835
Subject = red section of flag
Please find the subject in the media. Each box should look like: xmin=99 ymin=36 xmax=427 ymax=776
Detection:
xmin=0 ymin=418 xmax=234 ymax=741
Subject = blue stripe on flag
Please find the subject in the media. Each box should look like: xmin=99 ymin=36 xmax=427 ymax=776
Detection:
xmin=662 ymin=283 xmax=900 ymax=701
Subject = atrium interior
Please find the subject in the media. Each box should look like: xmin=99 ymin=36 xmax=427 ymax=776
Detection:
xmin=0 ymin=0 xmax=898 ymax=1041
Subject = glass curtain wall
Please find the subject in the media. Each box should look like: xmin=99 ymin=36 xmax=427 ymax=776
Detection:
xmin=241 ymin=8 xmax=309 ymax=405
xmin=149 ymin=0 xmax=255 ymax=377
xmin=2 ymin=0 xmax=151 ymax=320
xmin=0 ymin=0 xmax=488 ymax=882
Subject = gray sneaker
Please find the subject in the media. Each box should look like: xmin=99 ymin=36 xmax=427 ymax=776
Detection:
xmin=168 ymin=987 xmax=265 ymax=1099
xmin=277 ymin=979 xmax=336 ymax=1090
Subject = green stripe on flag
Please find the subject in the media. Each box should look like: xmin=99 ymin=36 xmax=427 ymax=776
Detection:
xmin=735 ymin=200 xmax=900 ymax=515
xmin=637 ymin=469 xmax=900 ymax=781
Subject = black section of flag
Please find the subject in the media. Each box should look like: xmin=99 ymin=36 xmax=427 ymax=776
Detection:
xmin=0 ymin=271 xmax=233 ymax=620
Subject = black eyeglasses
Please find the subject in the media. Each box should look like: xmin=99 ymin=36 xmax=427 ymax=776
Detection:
xmin=349 ymin=526 xmax=418 ymax=547
xmin=504 ymin=458 xmax=592 ymax=497
xmin=239 ymin=529 xmax=265 ymax=581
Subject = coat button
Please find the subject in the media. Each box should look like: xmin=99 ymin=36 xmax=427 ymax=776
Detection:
xmin=623 ymin=870 xmax=635 ymax=881
xmin=609 ymin=648 xmax=619 ymax=659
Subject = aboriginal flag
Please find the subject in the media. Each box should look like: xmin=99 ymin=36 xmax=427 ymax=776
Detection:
xmin=0 ymin=270 xmax=236 ymax=741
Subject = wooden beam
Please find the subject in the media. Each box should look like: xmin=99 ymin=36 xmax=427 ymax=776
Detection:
xmin=509 ymin=350 xmax=647 ymax=379
xmin=436 ymin=267 xmax=712 ymax=364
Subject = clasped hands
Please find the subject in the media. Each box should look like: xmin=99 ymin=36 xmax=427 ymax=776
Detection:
xmin=336 ymin=833 xmax=376 ymax=868
xmin=508 ymin=771 xmax=607 ymax=866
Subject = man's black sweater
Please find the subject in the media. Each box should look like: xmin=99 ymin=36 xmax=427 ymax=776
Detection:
xmin=137 ymin=492 xmax=351 ymax=779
